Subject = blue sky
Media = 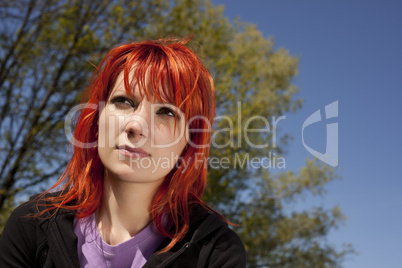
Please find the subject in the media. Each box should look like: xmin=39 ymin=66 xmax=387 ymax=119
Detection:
xmin=210 ymin=0 xmax=402 ymax=267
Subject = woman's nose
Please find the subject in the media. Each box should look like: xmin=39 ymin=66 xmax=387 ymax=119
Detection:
xmin=124 ymin=107 xmax=150 ymax=146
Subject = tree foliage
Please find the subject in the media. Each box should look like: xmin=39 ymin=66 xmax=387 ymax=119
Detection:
xmin=0 ymin=0 xmax=353 ymax=266
xmin=0 ymin=0 xmax=166 ymax=207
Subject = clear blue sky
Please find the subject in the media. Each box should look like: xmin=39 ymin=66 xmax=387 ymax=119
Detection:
xmin=210 ymin=0 xmax=402 ymax=267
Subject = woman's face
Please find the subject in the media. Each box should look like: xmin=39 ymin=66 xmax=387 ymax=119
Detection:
xmin=97 ymin=72 xmax=189 ymax=185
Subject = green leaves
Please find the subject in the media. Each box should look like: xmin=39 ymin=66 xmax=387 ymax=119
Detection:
xmin=0 ymin=0 xmax=166 ymax=210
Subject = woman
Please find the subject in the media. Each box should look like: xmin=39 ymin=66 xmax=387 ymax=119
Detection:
xmin=0 ymin=38 xmax=246 ymax=267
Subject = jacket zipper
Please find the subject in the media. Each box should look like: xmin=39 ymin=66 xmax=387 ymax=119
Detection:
xmin=156 ymin=242 xmax=191 ymax=268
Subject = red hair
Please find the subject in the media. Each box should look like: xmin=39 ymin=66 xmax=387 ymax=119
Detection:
xmin=37 ymin=37 xmax=218 ymax=252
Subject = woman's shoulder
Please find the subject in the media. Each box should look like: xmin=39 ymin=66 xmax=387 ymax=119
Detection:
xmin=0 ymin=194 xmax=46 ymax=266
xmin=5 ymin=194 xmax=43 ymax=223
xmin=0 ymin=191 xmax=78 ymax=267
xmin=148 ymin=205 xmax=246 ymax=268
xmin=3 ymin=190 xmax=69 ymax=228
xmin=189 ymin=206 xmax=247 ymax=266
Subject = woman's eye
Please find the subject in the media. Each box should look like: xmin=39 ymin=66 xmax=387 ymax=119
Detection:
xmin=110 ymin=96 xmax=134 ymax=108
xmin=157 ymin=107 xmax=177 ymax=117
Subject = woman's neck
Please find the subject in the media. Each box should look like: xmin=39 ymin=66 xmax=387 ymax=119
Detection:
xmin=96 ymin=170 xmax=162 ymax=245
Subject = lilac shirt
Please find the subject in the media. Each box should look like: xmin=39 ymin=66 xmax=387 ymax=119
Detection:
xmin=74 ymin=214 xmax=165 ymax=268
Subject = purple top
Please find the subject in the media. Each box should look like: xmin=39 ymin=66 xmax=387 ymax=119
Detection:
xmin=74 ymin=214 xmax=165 ymax=267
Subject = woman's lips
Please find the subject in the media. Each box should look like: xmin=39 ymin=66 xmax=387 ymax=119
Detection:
xmin=117 ymin=145 xmax=150 ymax=158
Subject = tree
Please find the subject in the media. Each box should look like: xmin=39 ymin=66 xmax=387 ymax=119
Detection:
xmin=0 ymin=0 xmax=353 ymax=266
xmin=0 ymin=0 xmax=167 ymax=208
xmin=148 ymin=1 xmax=354 ymax=266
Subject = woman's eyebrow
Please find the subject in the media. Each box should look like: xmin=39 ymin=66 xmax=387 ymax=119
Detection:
xmin=111 ymin=90 xmax=142 ymax=101
xmin=155 ymin=102 xmax=181 ymax=109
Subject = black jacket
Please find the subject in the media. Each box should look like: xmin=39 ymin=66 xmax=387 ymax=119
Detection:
xmin=0 ymin=195 xmax=246 ymax=267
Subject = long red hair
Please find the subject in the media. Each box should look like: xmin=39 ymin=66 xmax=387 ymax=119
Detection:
xmin=39 ymin=37 xmax=217 ymax=252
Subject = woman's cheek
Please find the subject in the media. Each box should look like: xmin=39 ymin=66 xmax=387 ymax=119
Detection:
xmin=154 ymin=124 xmax=174 ymax=145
